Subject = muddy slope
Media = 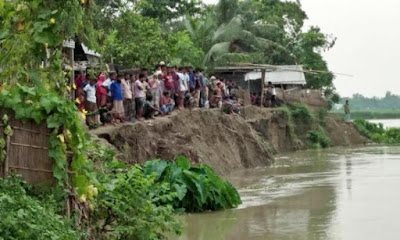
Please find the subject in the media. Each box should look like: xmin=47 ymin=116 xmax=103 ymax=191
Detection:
xmin=92 ymin=106 xmax=369 ymax=175
xmin=92 ymin=109 xmax=272 ymax=175
xmin=243 ymin=107 xmax=370 ymax=153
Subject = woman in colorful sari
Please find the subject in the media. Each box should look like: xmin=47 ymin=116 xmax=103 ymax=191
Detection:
xmin=96 ymin=73 xmax=108 ymax=107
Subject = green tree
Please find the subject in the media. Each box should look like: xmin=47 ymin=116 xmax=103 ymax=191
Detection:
xmin=216 ymin=0 xmax=239 ymax=25
xmin=103 ymin=12 xmax=170 ymax=69
xmin=167 ymin=31 xmax=205 ymax=67
xmin=137 ymin=0 xmax=204 ymax=23
xmin=294 ymin=27 xmax=336 ymax=89
xmin=0 ymin=0 xmax=96 ymax=92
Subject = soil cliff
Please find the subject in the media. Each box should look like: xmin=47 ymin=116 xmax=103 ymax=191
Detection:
xmin=91 ymin=106 xmax=369 ymax=175
xmin=92 ymin=109 xmax=272 ymax=175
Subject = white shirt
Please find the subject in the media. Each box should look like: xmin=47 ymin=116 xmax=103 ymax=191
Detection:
xmin=272 ymin=87 xmax=276 ymax=96
xmin=183 ymin=73 xmax=190 ymax=91
xmin=177 ymin=72 xmax=188 ymax=92
xmin=121 ymin=79 xmax=133 ymax=99
xmin=83 ymin=84 xmax=96 ymax=103
xmin=102 ymin=78 xmax=114 ymax=97
xmin=134 ymin=80 xmax=145 ymax=98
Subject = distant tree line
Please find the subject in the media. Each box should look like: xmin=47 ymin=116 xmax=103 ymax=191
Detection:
xmin=342 ymin=92 xmax=400 ymax=111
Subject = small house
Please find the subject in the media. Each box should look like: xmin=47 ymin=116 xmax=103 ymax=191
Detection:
xmin=213 ymin=64 xmax=307 ymax=94
xmin=213 ymin=64 xmax=327 ymax=108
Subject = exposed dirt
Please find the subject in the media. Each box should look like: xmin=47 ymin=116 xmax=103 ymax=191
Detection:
xmin=243 ymin=107 xmax=303 ymax=153
xmin=91 ymin=106 xmax=370 ymax=175
xmin=91 ymin=109 xmax=273 ymax=175
xmin=324 ymin=116 xmax=370 ymax=146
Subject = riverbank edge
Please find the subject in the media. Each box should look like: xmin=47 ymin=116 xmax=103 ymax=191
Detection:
xmin=91 ymin=106 xmax=370 ymax=175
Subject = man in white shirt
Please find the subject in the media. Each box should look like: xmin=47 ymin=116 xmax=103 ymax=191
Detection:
xmin=102 ymin=72 xmax=117 ymax=102
xmin=134 ymin=74 xmax=146 ymax=121
xmin=176 ymin=67 xmax=189 ymax=109
xmin=83 ymin=77 xmax=99 ymax=128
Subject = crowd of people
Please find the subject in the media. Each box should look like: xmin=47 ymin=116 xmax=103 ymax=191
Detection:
xmin=75 ymin=62 xmax=243 ymax=129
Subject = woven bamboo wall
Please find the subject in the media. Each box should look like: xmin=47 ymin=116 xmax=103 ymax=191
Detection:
xmin=0 ymin=113 xmax=54 ymax=184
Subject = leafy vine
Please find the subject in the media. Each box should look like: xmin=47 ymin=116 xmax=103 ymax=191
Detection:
xmin=0 ymin=85 xmax=94 ymax=197
xmin=0 ymin=114 xmax=12 ymax=163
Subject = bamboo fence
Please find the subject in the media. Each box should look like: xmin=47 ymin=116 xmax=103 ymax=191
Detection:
xmin=0 ymin=112 xmax=54 ymax=184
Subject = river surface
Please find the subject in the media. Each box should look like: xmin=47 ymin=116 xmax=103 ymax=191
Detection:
xmin=173 ymin=146 xmax=400 ymax=240
xmin=368 ymin=119 xmax=400 ymax=129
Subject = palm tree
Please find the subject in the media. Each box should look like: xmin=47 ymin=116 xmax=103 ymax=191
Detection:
xmin=185 ymin=0 xmax=293 ymax=67
xmin=204 ymin=15 xmax=290 ymax=66
xmin=184 ymin=13 xmax=217 ymax=53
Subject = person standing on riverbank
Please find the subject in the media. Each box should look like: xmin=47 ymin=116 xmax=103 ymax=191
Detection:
xmin=344 ymin=100 xmax=351 ymax=123
xmin=110 ymin=74 xmax=125 ymax=123
xmin=83 ymin=76 xmax=98 ymax=129
xmin=122 ymin=73 xmax=133 ymax=121
xmin=134 ymin=74 xmax=146 ymax=121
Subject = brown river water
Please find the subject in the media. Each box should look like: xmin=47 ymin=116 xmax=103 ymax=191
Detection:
xmin=172 ymin=146 xmax=400 ymax=240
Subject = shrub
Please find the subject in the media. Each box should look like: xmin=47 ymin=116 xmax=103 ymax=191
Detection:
xmin=306 ymin=127 xmax=331 ymax=148
xmin=316 ymin=108 xmax=328 ymax=126
xmin=353 ymin=119 xmax=385 ymax=140
xmin=289 ymin=104 xmax=314 ymax=124
xmin=143 ymin=156 xmax=242 ymax=213
xmin=383 ymin=128 xmax=400 ymax=143
xmin=355 ymin=119 xmax=400 ymax=144
xmin=0 ymin=176 xmax=82 ymax=240
xmin=89 ymin=161 xmax=181 ymax=240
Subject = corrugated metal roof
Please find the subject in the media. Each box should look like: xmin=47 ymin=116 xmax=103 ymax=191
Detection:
xmin=62 ymin=40 xmax=101 ymax=57
xmin=244 ymin=65 xmax=306 ymax=85
xmin=81 ymin=44 xmax=101 ymax=57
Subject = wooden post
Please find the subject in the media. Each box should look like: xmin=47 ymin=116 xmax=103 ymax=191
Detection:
xmin=261 ymin=69 xmax=266 ymax=106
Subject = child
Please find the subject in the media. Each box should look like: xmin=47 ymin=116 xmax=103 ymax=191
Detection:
xmin=160 ymin=91 xmax=175 ymax=115
xmin=83 ymin=76 xmax=99 ymax=129
xmin=110 ymin=74 xmax=125 ymax=123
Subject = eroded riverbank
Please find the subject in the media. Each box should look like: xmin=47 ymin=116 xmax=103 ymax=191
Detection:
xmin=173 ymin=146 xmax=400 ymax=240
xmin=91 ymin=106 xmax=369 ymax=175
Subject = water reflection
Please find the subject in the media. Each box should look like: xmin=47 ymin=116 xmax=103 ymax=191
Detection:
xmin=173 ymin=146 xmax=400 ymax=240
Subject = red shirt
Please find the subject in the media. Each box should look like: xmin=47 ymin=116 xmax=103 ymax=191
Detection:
xmin=163 ymin=74 xmax=174 ymax=89
xmin=75 ymin=75 xmax=86 ymax=89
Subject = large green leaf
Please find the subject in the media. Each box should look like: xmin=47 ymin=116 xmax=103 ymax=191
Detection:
xmin=143 ymin=160 xmax=168 ymax=180
xmin=173 ymin=183 xmax=187 ymax=201
xmin=168 ymin=163 xmax=183 ymax=183
xmin=175 ymin=155 xmax=191 ymax=170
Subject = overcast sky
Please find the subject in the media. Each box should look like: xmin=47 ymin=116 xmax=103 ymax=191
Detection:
xmin=203 ymin=0 xmax=400 ymax=97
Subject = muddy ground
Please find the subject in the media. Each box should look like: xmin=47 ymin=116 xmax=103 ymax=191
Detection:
xmin=91 ymin=106 xmax=369 ymax=175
